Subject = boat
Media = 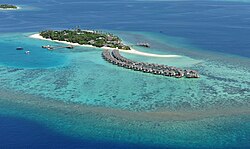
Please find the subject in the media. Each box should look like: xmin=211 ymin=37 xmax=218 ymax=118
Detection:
xmin=16 ymin=47 xmax=23 ymax=50
xmin=42 ymin=45 xmax=53 ymax=49
xmin=66 ymin=45 xmax=74 ymax=49
xmin=25 ymin=51 xmax=30 ymax=55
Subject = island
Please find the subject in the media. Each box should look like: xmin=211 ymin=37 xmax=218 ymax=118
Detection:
xmin=40 ymin=29 xmax=131 ymax=50
xmin=31 ymin=29 xmax=199 ymax=78
xmin=0 ymin=4 xmax=17 ymax=9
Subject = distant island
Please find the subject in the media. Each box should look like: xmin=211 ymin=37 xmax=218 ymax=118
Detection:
xmin=0 ymin=4 xmax=18 ymax=9
xmin=40 ymin=29 xmax=131 ymax=50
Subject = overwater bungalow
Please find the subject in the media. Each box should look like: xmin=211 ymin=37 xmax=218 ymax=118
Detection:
xmin=137 ymin=43 xmax=150 ymax=48
xmin=102 ymin=49 xmax=199 ymax=78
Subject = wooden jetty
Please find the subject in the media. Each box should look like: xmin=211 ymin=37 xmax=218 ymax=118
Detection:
xmin=42 ymin=45 xmax=74 ymax=50
xmin=102 ymin=49 xmax=199 ymax=78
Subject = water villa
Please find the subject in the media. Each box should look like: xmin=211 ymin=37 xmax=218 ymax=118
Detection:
xmin=102 ymin=49 xmax=199 ymax=78
xmin=136 ymin=43 xmax=150 ymax=48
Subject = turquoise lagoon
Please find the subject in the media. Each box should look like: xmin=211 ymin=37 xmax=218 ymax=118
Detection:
xmin=0 ymin=31 xmax=249 ymax=148
xmin=0 ymin=33 xmax=68 ymax=68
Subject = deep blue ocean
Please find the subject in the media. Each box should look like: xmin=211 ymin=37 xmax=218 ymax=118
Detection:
xmin=0 ymin=0 xmax=250 ymax=148
xmin=0 ymin=116 xmax=164 ymax=149
xmin=1 ymin=0 xmax=250 ymax=58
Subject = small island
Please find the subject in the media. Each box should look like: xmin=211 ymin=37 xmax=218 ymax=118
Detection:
xmin=40 ymin=29 xmax=131 ymax=50
xmin=0 ymin=4 xmax=17 ymax=9
xmin=30 ymin=29 xmax=199 ymax=78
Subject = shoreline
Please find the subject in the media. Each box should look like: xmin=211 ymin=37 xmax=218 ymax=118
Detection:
xmin=29 ymin=33 xmax=181 ymax=58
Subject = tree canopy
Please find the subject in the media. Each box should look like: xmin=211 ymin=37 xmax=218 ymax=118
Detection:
xmin=40 ymin=29 xmax=131 ymax=50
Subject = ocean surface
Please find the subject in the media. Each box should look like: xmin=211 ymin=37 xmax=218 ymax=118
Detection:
xmin=0 ymin=0 xmax=249 ymax=148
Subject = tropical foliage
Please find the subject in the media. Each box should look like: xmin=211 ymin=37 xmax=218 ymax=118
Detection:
xmin=40 ymin=29 xmax=131 ymax=50
xmin=0 ymin=4 xmax=17 ymax=9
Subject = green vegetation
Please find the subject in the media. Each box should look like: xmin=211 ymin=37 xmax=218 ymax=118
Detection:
xmin=0 ymin=4 xmax=17 ymax=9
xmin=40 ymin=29 xmax=131 ymax=50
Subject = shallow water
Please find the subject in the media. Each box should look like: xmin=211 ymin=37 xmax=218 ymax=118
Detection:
xmin=0 ymin=32 xmax=248 ymax=112
xmin=0 ymin=33 xmax=68 ymax=68
xmin=0 ymin=0 xmax=250 ymax=148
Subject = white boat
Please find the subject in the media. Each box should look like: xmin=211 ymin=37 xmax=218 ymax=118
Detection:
xmin=25 ymin=51 xmax=30 ymax=54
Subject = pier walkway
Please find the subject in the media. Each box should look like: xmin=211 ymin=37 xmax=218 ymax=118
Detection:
xmin=102 ymin=49 xmax=199 ymax=78
xmin=42 ymin=45 xmax=74 ymax=50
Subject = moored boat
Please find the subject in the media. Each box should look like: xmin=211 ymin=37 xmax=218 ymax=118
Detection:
xmin=16 ymin=47 xmax=23 ymax=50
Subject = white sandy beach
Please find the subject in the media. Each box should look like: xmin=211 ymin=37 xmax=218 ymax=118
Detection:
xmin=29 ymin=33 xmax=181 ymax=58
